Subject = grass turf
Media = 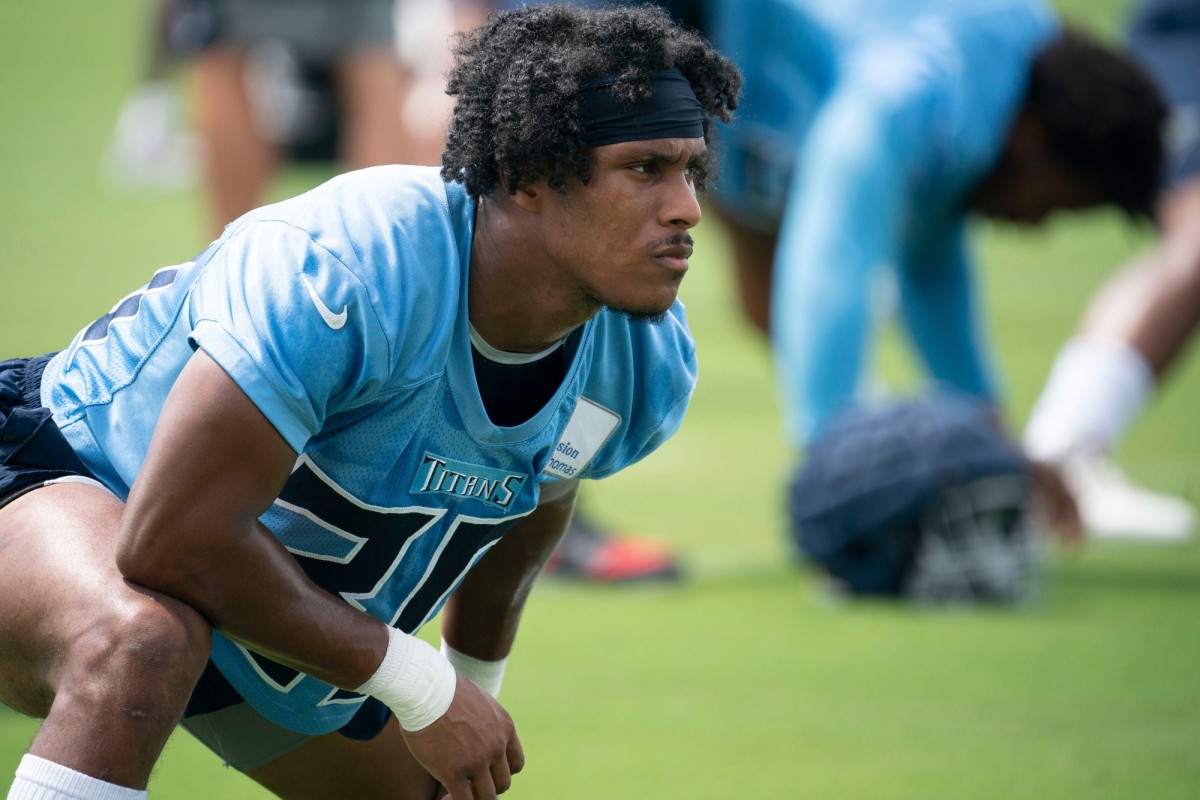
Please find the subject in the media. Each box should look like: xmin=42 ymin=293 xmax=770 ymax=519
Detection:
xmin=1 ymin=1 xmax=1198 ymax=797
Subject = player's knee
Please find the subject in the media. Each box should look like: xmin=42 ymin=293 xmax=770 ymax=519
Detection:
xmin=64 ymin=593 xmax=210 ymax=713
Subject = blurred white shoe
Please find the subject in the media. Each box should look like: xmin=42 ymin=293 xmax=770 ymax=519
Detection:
xmin=1063 ymin=453 xmax=1196 ymax=542
xmin=102 ymin=80 xmax=197 ymax=192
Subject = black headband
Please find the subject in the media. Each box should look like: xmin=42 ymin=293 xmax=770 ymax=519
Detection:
xmin=579 ymin=66 xmax=704 ymax=147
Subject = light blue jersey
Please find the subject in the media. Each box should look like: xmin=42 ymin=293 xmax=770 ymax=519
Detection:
xmin=711 ymin=0 xmax=1058 ymax=443
xmin=40 ymin=166 xmax=696 ymax=734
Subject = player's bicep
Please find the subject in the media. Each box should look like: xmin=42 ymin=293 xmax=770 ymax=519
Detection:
xmin=118 ymin=348 xmax=298 ymax=584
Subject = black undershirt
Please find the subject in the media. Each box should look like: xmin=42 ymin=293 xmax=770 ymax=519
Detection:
xmin=471 ymin=331 xmax=580 ymax=427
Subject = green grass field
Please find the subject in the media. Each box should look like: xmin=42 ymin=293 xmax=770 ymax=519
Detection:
xmin=2 ymin=2 xmax=1199 ymax=797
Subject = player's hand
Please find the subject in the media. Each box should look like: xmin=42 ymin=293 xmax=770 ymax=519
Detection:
xmin=403 ymin=673 xmax=524 ymax=800
xmin=1027 ymin=459 xmax=1083 ymax=546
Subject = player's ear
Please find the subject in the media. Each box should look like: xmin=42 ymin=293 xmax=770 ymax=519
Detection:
xmin=509 ymin=180 xmax=544 ymax=213
xmin=497 ymin=167 xmax=543 ymax=212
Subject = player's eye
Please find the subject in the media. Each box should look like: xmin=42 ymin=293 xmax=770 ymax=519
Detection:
xmin=630 ymin=162 xmax=659 ymax=175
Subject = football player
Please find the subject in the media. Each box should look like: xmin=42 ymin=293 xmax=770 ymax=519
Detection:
xmin=0 ymin=6 xmax=739 ymax=799
xmin=706 ymin=0 xmax=1165 ymax=539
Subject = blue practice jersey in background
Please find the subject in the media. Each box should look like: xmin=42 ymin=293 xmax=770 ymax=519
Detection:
xmin=40 ymin=165 xmax=697 ymax=734
xmin=710 ymin=0 xmax=1058 ymax=443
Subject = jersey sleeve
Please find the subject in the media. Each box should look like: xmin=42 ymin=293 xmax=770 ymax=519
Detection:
xmin=771 ymin=80 xmax=920 ymax=445
xmin=186 ymin=221 xmax=393 ymax=453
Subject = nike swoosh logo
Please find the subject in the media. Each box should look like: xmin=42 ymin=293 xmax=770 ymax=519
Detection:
xmin=301 ymin=274 xmax=348 ymax=331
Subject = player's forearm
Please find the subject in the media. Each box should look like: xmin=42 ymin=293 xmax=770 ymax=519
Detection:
xmin=115 ymin=348 xmax=392 ymax=689
xmin=206 ymin=533 xmax=388 ymax=688
xmin=120 ymin=516 xmax=456 ymax=730
xmin=1079 ymin=185 xmax=1200 ymax=377
xmin=442 ymin=482 xmax=577 ymax=660
xmin=118 ymin=512 xmax=388 ymax=690
xmin=441 ymin=561 xmax=540 ymax=663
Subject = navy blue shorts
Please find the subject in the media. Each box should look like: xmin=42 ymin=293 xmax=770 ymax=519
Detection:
xmin=184 ymin=659 xmax=392 ymax=742
xmin=0 ymin=354 xmax=99 ymax=509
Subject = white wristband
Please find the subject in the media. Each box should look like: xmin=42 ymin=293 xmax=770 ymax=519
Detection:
xmin=355 ymin=627 xmax=457 ymax=732
xmin=441 ymin=639 xmax=508 ymax=698
xmin=1024 ymin=335 xmax=1153 ymax=461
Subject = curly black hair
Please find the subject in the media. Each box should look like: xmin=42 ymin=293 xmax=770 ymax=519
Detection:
xmin=1026 ymin=27 xmax=1167 ymax=220
xmin=440 ymin=4 xmax=741 ymax=199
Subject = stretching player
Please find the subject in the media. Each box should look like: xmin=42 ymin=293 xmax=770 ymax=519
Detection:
xmin=707 ymin=0 xmax=1164 ymax=536
xmin=1024 ymin=0 xmax=1200 ymax=541
xmin=0 ymin=6 xmax=739 ymax=799
xmin=477 ymin=0 xmax=711 ymax=585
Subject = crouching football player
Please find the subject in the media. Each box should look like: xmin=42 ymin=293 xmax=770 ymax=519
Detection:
xmin=0 ymin=6 xmax=739 ymax=798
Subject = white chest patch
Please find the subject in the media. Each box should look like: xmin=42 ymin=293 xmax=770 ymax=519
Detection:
xmin=542 ymin=397 xmax=621 ymax=479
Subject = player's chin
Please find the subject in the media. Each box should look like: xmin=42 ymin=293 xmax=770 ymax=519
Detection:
xmin=606 ymin=294 xmax=677 ymax=325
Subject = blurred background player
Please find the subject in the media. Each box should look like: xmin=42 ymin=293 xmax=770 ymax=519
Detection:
xmin=705 ymin=0 xmax=1165 ymax=541
xmin=103 ymin=0 xmax=205 ymax=191
xmin=106 ymin=0 xmax=477 ymax=220
xmin=1023 ymin=0 xmax=1200 ymax=542
xmin=181 ymin=0 xmax=411 ymax=234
